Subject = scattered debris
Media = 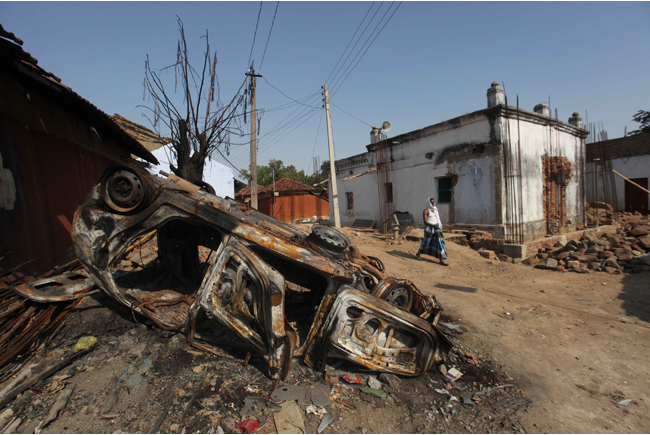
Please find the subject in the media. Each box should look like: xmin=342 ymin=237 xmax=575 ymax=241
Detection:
xmin=235 ymin=419 xmax=260 ymax=434
xmin=359 ymin=386 xmax=386 ymax=398
xmin=38 ymin=383 xmax=76 ymax=429
xmin=274 ymin=401 xmax=305 ymax=434
xmin=271 ymin=384 xmax=308 ymax=402
xmin=342 ymin=374 xmax=362 ymax=385
xmin=618 ymin=399 xmax=632 ymax=406
xmin=443 ymin=368 xmax=463 ymax=382
xmin=74 ymin=336 xmax=98 ymax=352
xmin=317 ymin=414 xmax=334 ymax=433
xmin=367 ymin=376 xmax=381 ymax=389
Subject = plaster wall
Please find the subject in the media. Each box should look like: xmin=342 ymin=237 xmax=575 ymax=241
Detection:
xmin=502 ymin=117 xmax=585 ymax=240
xmin=586 ymin=155 xmax=650 ymax=211
xmin=332 ymin=114 xmax=500 ymax=227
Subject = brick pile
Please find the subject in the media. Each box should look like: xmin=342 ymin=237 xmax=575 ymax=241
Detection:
xmin=523 ymin=222 xmax=650 ymax=274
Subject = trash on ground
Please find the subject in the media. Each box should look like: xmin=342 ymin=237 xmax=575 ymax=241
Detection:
xmin=235 ymin=419 xmax=260 ymax=434
xmin=38 ymin=384 xmax=76 ymax=429
xmin=618 ymin=399 xmax=632 ymax=406
xmin=359 ymin=386 xmax=386 ymax=398
xmin=443 ymin=367 xmax=463 ymax=382
xmin=305 ymin=405 xmax=327 ymax=416
xmin=74 ymin=336 xmax=98 ymax=352
xmin=270 ymin=384 xmax=308 ymax=403
xmin=342 ymin=374 xmax=362 ymax=384
xmin=435 ymin=389 xmax=450 ymax=395
xmin=367 ymin=376 xmax=381 ymax=389
xmin=310 ymin=383 xmax=330 ymax=407
xmin=273 ymin=401 xmax=305 ymax=434
xmin=317 ymin=414 xmax=335 ymax=434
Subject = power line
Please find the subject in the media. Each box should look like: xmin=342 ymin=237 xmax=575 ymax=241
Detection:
xmin=331 ymin=101 xmax=372 ymax=127
xmin=331 ymin=2 xmax=402 ymax=97
xmin=247 ymin=1 xmax=263 ymax=68
xmin=259 ymin=1 xmax=279 ymax=71
xmin=262 ymin=77 xmax=320 ymax=109
xmin=323 ymin=2 xmax=376 ymax=86
xmin=326 ymin=3 xmax=384 ymax=88
xmin=308 ymin=108 xmax=325 ymax=172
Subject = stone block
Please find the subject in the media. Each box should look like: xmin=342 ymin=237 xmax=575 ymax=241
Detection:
xmin=567 ymin=260 xmax=580 ymax=269
xmin=479 ymin=250 xmax=497 ymax=260
xmin=537 ymin=258 xmax=558 ymax=270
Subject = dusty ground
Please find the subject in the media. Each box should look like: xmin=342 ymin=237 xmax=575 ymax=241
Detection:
xmin=345 ymin=228 xmax=650 ymax=434
xmin=1 ymin=225 xmax=648 ymax=434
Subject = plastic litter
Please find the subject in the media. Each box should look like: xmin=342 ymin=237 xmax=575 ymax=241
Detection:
xmin=342 ymin=374 xmax=362 ymax=384
xmin=618 ymin=399 xmax=632 ymax=406
xmin=435 ymin=389 xmax=450 ymax=395
xmin=74 ymin=336 xmax=98 ymax=352
xmin=359 ymin=386 xmax=386 ymax=398
xmin=236 ymin=419 xmax=260 ymax=434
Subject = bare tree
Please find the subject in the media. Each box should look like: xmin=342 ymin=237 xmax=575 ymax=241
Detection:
xmin=141 ymin=18 xmax=248 ymax=185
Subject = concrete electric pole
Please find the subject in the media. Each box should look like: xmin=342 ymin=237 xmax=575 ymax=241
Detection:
xmin=323 ymin=86 xmax=341 ymax=228
xmin=247 ymin=68 xmax=262 ymax=209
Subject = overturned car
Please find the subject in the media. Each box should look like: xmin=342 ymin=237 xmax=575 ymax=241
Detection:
xmin=19 ymin=165 xmax=452 ymax=380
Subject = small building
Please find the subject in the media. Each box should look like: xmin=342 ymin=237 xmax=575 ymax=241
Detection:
xmin=259 ymin=178 xmax=329 ymax=223
xmin=586 ymin=132 xmax=650 ymax=214
xmin=0 ymin=28 xmax=157 ymax=272
xmin=331 ymin=81 xmax=589 ymax=243
xmin=235 ymin=179 xmax=329 ymax=223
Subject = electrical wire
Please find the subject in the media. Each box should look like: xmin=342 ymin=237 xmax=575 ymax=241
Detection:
xmin=331 ymin=2 xmax=402 ymax=97
xmin=326 ymin=3 xmax=384 ymax=88
xmin=331 ymin=101 xmax=372 ymax=127
xmin=247 ymin=2 xmax=263 ymax=68
xmin=259 ymin=1 xmax=279 ymax=71
xmin=308 ymin=108 xmax=325 ymax=172
xmin=323 ymin=2 xmax=376 ymax=86
xmin=262 ymin=77 xmax=320 ymax=109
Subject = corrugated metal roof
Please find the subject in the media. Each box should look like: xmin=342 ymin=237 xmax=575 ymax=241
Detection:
xmin=0 ymin=30 xmax=158 ymax=164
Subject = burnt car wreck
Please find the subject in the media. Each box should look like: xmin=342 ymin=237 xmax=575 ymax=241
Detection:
xmin=31 ymin=165 xmax=452 ymax=380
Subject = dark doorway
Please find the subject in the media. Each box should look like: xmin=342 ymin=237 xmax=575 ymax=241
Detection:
xmin=625 ymin=178 xmax=648 ymax=214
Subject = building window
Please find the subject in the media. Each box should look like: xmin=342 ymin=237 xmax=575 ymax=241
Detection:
xmin=385 ymin=183 xmax=393 ymax=204
xmin=438 ymin=177 xmax=452 ymax=203
xmin=346 ymin=192 xmax=354 ymax=210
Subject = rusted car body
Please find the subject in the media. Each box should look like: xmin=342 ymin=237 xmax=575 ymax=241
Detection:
xmin=43 ymin=165 xmax=452 ymax=380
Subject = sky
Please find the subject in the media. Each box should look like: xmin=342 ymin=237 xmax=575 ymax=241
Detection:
xmin=2 ymin=1 xmax=649 ymax=180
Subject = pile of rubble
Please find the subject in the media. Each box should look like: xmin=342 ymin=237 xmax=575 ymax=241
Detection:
xmin=523 ymin=222 xmax=650 ymax=274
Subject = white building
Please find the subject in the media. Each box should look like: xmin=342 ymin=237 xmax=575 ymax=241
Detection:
xmin=330 ymin=82 xmax=589 ymax=243
xmin=586 ymin=133 xmax=650 ymax=214
xmin=149 ymin=146 xmax=235 ymax=199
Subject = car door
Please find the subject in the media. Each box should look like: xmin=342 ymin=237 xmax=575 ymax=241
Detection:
xmin=196 ymin=237 xmax=297 ymax=380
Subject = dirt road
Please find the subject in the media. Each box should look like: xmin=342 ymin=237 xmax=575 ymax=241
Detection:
xmin=350 ymin=230 xmax=650 ymax=433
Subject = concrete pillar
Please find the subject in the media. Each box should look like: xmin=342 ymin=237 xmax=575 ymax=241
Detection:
xmin=487 ymin=81 xmax=504 ymax=108
xmin=568 ymin=112 xmax=583 ymax=128
xmin=534 ymin=103 xmax=550 ymax=117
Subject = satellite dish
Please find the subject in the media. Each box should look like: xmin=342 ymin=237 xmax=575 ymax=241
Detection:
xmin=381 ymin=121 xmax=391 ymax=132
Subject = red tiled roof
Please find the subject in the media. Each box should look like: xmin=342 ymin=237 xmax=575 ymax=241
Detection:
xmin=586 ymin=133 xmax=650 ymax=161
xmin=272 ymin=178 xmax=315 ymax=192
xmin=236 ymin=184 xmax=268 ymax=196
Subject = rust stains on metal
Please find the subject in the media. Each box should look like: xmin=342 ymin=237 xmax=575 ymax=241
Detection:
xmin=53 ymin=165 xmax=451 ymax=380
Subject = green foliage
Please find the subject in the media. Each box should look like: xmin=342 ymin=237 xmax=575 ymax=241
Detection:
xmin=629 ymin=110 xmax=650 ymax=135
xmin=239 ymin=159 xmax=328 ymax=192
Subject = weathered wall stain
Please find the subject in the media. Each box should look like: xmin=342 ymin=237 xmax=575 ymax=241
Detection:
xmin=0 ymin=150 xmax=16 ymax=211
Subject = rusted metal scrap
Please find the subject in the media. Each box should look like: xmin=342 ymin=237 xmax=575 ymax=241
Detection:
xmin=0 ymin=262 xmax=84 ymax=371
xmin=55 ymin=164 xmax=451 ymax=380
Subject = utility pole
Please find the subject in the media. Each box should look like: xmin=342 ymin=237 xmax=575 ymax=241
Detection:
xmin=323 ymin=86 xmax=341 ymax=228
xmin=247 ymin=67 xmax=262 ymax=209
